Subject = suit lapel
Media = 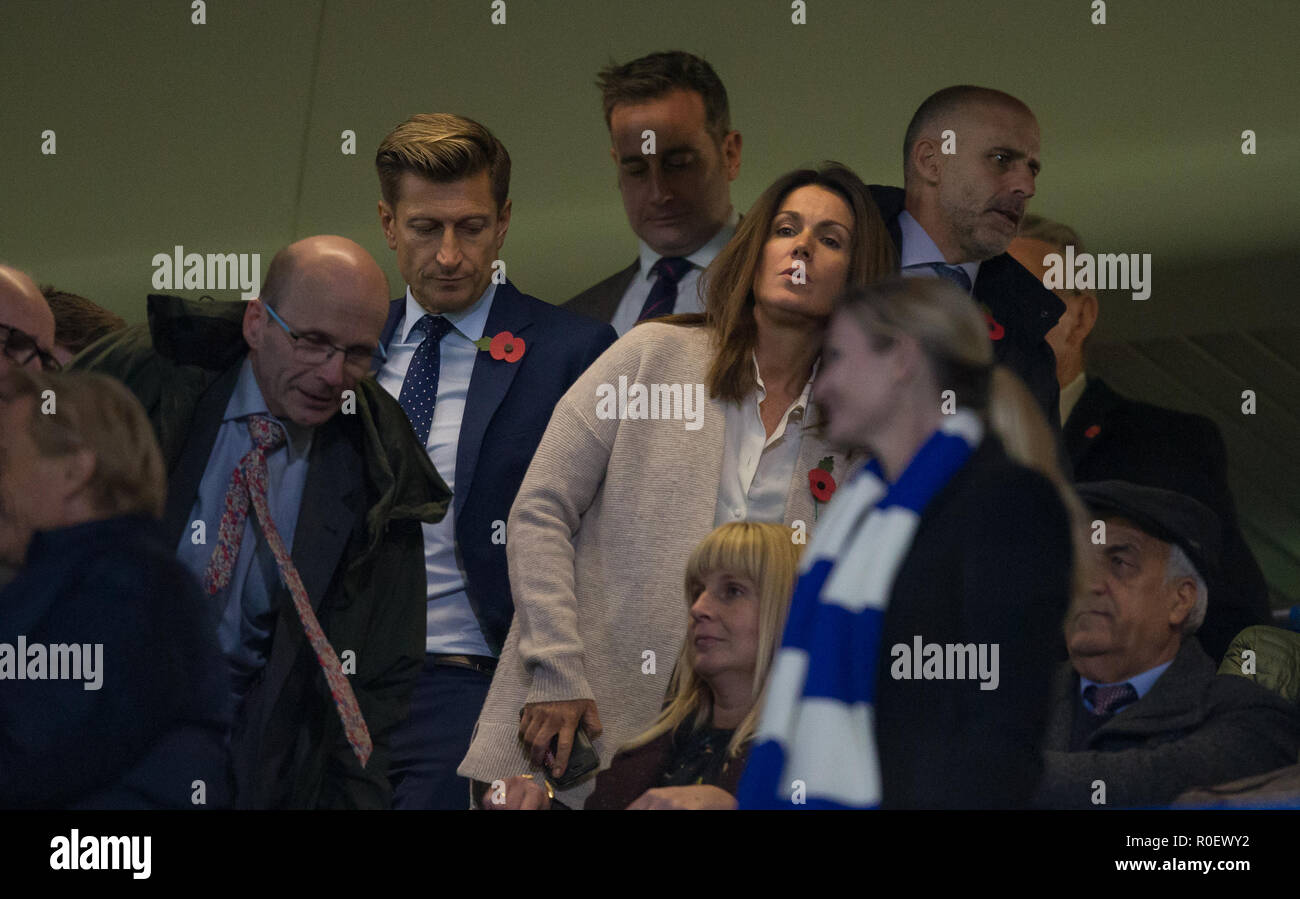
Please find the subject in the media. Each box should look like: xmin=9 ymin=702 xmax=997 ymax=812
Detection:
xmin=1042 ymin=663 xmax=1079 ymax=751
xmin=162 ymin=360 xmax=244 ymax=547
xmin=371 ymin=297 xmax=406 ymax=375
xmin=1064 ymin=377 xmax=1123 ymax=472
xmin=594 ymin=260 xmax=639 ymax=323
xmin=455 ymin=281 xmax=532 ymax=520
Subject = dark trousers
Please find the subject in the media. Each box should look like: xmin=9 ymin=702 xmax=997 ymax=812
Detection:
xmin=389 ymin=655 xmax=493 ymax=809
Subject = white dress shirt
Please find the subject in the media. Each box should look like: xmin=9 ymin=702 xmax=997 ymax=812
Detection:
xmin=714 ymin=353 xmax=817 ymax=527
xmin=376 ymin=283 xmax=497 ymax=657
xmin=609 ymin=208 xmax=740 ymax=336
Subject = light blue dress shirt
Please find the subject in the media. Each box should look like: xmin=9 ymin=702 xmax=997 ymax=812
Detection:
xmin=176 ymin=358 xmax=314 ymax=698
xmin=1080 ymin=660 xmax=1174 ymax=713
xmin=898 ymin=210 xmax=981 ymax=288
xmin=376 ymin=283 xmax=496 ymax=658
xmin=609 ymin=208 xmax=739 ymax=336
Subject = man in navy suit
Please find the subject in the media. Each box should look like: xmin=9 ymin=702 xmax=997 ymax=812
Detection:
xmin=374 ymin=113 xmax=617 ymax=808
xmin=565 ymin=51 xmax=742 ymax=334
xmin=871 ymin=85 xmax=1064 ymax=427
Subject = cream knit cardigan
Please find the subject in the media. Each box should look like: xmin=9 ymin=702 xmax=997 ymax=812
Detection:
xmin=458 ymin=321 xmax=856 ymax=805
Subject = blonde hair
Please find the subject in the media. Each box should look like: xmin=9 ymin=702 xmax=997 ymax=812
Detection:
xmin=375 ymin=113 xmax=511 ymax=210
xmin=621 ymin=522 xmax=802 ymax=759
xmin=836 ymin=277 xmax=1090 ymax=604
xmin=2 ymin=368 xmax=166 ymax=519
xmin=649 ymin=164 xmax=897 ymax=404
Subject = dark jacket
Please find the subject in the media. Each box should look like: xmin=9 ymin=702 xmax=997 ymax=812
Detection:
xmin=875 ymin=436 xmax=1073 ymax=808
xmin=73 ymin=295 xmax=451 ymax=808
xmin=1065 ymin=377 xmax=1270 ymax=660
xmin=0 ymin=516 xmax=231 ymax=809
xmin=583 ymin=729 xmax=749 ymax=810
xmin=1036 ymin=638 xmax=1300 ymax=808
xmin=869 ymin=185 xmax=1065 ymax=428
xmin=564 ymin=260 xmax=639 ymax=325
xmin=375 ymin=280 xmax=616 ymax=653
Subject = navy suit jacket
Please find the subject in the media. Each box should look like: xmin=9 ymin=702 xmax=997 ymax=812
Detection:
xmin=375 ymin=280 xmax=617 ymax=653
xmin=869 ymin=185 xmax=1065 ymax=429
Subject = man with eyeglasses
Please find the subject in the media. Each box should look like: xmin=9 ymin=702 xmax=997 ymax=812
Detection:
xmin=0 ymin=266 xmax=59 ymax=373
xmin=74 ymin=235 xmax=451 ymax=809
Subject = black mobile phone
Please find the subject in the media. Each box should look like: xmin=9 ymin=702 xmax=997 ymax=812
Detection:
xmin=549 ymin=726 xmax=600 ymax=787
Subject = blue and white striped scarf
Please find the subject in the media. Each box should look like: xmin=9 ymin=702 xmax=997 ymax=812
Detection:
xmin=737 ymin=409 xmax=984 ymax=809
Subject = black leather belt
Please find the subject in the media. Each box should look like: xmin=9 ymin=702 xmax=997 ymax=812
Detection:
xmin=430 ymin=653 xmax=497 ymax=675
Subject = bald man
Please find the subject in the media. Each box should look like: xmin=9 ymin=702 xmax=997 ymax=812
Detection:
xmin=74 ymin=235 xmax=452 ymax=808
xmin=0 ymin=265 xmax=58 ymax=374
xmin=869 ymin=85 xmax=1065 ymax=427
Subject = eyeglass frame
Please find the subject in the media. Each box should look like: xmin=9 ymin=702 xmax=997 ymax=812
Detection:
xmin=258 ymin=299 xmax=387 ymax=372
xmin=0 ymin=323 xmax=62 ymax=372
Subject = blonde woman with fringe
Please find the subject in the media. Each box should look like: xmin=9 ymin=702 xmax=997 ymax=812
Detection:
xmin=484 ymin=522 xmax=799 ymax=809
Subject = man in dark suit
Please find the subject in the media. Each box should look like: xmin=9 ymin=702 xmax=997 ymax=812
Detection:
xmin=1035 ymin=481 xmax=1300 ymax=809
xmin=871 ymin=85 xmax=1064 ymax=426
xmin=1009 ymin=216 xmax=1270 ymax=660
xmin=0 ymin=368 xmax=230 ymax=809
xmin=74 ymin=236 xmax=451 ymax=809
xmin=374 ymin=113 xmax=616 ymax=808
xmin=566 ymin=51 xmax=742 ymax=334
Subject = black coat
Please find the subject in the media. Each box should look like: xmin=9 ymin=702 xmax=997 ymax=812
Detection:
xmin=0 ymin=517 xmax=231 ymax=809
xmin=874 ymin=436 xmax=1073 ymax=808
xmin=1065 ymin=377 xmax=1270 ymax=661
xmin=869 ymin=185 xmax=1065 ymax=429
xmin=1035 ymin=638 xmax=1300 ymax=808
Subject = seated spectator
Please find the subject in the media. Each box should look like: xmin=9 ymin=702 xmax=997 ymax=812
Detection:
xmin=40 ymin=285 xmax=127 ymax=367
xmin=739 ymin=276 xmax=1075 ymax=809
xmin=0 ymin=369 xmax=231 ymax=808
xmin=459 ymin=163 xmax=894 ymax=807
xmin=481 ymin=521 xmax=800 ymax=809
xmin=1034 ymin=480 xmax=1300 ymax=809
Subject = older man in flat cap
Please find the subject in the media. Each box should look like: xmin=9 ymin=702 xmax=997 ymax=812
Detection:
xmin=1034 ymin=480 xmax=1300 ymax=808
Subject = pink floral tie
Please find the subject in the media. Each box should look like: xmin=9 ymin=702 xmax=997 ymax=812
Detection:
xmin=202 ymin=414 xmax=372 ymax=768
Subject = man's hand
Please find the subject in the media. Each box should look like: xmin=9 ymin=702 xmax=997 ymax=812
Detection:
xmin=626 ymin=785 xmax=738 ymax=810
xmin=519 ymin=699 xmax=602 ymax=778
xmin=480 ymin=776 xmax=552 ymax=810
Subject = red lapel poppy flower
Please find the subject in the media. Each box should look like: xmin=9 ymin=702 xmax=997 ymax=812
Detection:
xmin=487 ymin=330 xmax=525 ymax=363
xmin=984 ymin=310 xmax=1005 ymax=342
xmin=1085 ymin=424 xmax=1101 ymax=439
xmin=809 ymin=456 xmax=837 ymax=503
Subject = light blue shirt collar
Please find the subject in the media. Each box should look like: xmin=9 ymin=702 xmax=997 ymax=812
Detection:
xmin=398 ymin=281 xmax=498 ymax=345
xmin=1080 ymin=659 xmax=1174 ymax=712
xmin=225 ymin=358 xmax=314 ymax=459
xmin=898 ymin=209 xmax=980 ymax=287
xmin=635 ymin=207 xmax=739 ymax=284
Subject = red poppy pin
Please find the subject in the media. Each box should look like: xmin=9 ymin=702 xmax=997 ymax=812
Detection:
xmin=1085 ymin=424 xmax=1101 ymax=439
xmin=981 ymin=305 xmax=1005 ymax=341
xmin=809 ymin=456 xmax=837 ymax=519
xmin=474 ymin=330 xmax=526 ymax=363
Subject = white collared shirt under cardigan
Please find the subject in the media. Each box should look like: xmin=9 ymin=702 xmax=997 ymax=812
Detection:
xmin=458 ymin=321 xmax=857 ymax=805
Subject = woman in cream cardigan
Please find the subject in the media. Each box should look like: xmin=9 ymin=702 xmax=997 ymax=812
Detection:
xmin=459 ymin=163 xmax=896 ymax=807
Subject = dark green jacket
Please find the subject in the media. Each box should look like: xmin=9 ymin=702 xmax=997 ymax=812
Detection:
xmin=74 ymin=295 xmax=451 ymax=808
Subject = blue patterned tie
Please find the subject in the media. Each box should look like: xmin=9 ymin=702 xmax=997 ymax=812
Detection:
xmin=922 ymin=262 xmax=973 ymax=293
xmin=636 ymin=256 xmax=693 ymax=322
xmin=397 ymin=313 xmax=454 ymax=446
xmin=1084 ymin=682 xmax=1138 ymax=717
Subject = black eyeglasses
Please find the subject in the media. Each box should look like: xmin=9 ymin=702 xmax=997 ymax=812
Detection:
xmin=1 ymin=324 xmax=61 ymax=372
xmin=260 ymin=301 xmax=386 ymax=374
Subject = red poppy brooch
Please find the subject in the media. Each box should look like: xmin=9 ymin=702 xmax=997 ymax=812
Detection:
xmin=474 ymin=330 xmax=526 ymax=362
xmin=809 ymin=456 xmax=837 ymax=519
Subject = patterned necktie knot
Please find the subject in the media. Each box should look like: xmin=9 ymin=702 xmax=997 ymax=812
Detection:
xmin=248 ymin=414 xmax=287 ymax=452
xmin=414 ymin=313 xmax=454 ymax=344
xmin=927 ymin=262 xmax=973 ymax=293
xmin=652 ymin=256 xmax=692 ymax=284
xmin=1084 ymin=682 xmax=1138 ymax=717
